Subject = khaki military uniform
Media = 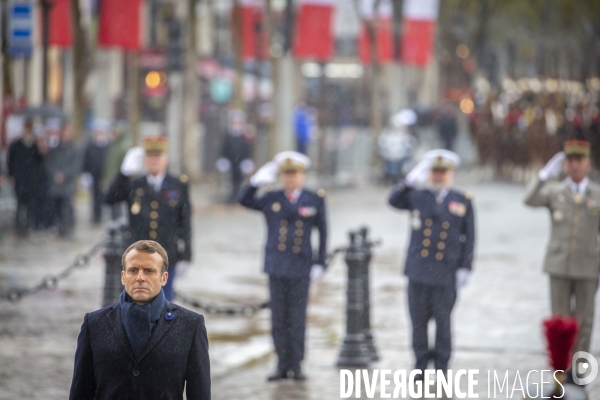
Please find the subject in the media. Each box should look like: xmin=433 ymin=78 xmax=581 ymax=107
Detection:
xmin=524 ymin=177 xmax=600 ymax=354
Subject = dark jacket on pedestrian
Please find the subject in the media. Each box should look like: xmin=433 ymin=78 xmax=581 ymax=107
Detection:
xmin=7 ymin=137 xmax=45 ymax=196
xmin=45 ymin=141 xmax=81 ymax=198
xmin=69 ymin=299 xmax=211 ymax=400
xmin=83 ymin=141 xmax=108 ymax=183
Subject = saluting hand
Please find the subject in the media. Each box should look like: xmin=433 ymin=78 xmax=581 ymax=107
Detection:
xmin=405 ymin=159 xmax=432 ymax=187
xmin=539 ymin=152 xmax=565 ymax=181
xmin=250 ymin=161 xmax=278 ymax=187
xmin=120 ymin=147 xmax=145 ymax=177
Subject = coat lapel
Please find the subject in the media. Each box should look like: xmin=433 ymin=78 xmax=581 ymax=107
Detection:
xmin=106 ymin=305 xmax=136 ymax=362
xmin=137 ymin=302 xmax=178 ymax=363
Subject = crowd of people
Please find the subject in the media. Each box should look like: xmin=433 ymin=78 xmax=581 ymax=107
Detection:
xmin=469 ymin=84 xmax=600 ymax=179
xmin=6 ymin=118 xmax=129 ymax=238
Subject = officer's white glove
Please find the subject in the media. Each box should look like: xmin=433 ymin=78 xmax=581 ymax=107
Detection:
xmin=80 ymin=172 xmax=93 ymax=189
xmin=456 ymin=268 xmax=471 ymax=290
xmin=175 ymin=261 xmax=191 ymax=277
xmin=215 ymin=157 xmax=231 ymax=173
xmin=240 ymin=158 xmax=255 ymax=175
xmin=120 ymin=147 xmax=145 ymax=177
xmin=539 ymin=152 xmax=565 ymax=181
xmin=249 ymin=161 xmax=278 ymax=187
xmin=405 ymin=159 xmax=432 ymax=187
xmin=310 ymin=264 xmax=325 ymax=283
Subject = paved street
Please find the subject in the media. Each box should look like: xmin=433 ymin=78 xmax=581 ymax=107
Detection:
xmin=1 ymin=175 xmax=600 ymax=399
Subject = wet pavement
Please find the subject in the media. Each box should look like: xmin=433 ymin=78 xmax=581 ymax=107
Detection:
xmin=1 ymin=175 xmax=600 ymax=399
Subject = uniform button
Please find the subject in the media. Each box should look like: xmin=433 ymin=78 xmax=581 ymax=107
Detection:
xmin=422 ymin=239 xmax=431 ymax=247
xmin=133 ymin=370 xmax=139 ymax=376
xmin=149 ymin=231 xmax=158 ymax=239
xmin=440 ymin=232 xmax=447 ymax=240
xmin=421 ymin=249 xmax=429 ymax=257
xmin=425 ymin=219 xmax=433 ymax=227
xmin=573 ymin=217 xmax=579 ymax=224
xmin=151 ymin=201 xmax=159 ymax=209
xmin=150 ymin=211 xmax=159 ymax=219
xmin=279 ymin=227 xmax=287 ymax=235
xmin=296 ymin=221 xmax=304 ymax=228
xmin=423 ymin=229 xmax=432 ymax=237
xmin=278 ymin=243 xmax=286 ymax=251
xmin=136 ymin=188 xmax=144 ymax=196
xmin=295 ymin=229 xmax=304 ymax=237
xmin=572 ymin=228 xmax=578 ymax=235
xmin=442 ymin=221 xmax=450 ymax=229
xmin=279 ymin=235 xmax=286 ymax=242
xmin=437 ymin=242 xmax=445 ymax=250
xmin=571 ymin=239 xmax=577 ymax=247
xmin=436 ymin=252 xmax=444 ymax=261
xmin=150 ymin=221 xmax=158 ymax=229
xmin=280 ymin=220 xmax=288 ymax=227
xmin=294 ymin=238 xmax=302 ymax=245
xmin=293 ymin=246 xmax=301 ymax=253
xmin=169 ymin=199 xmax=177 ymax=207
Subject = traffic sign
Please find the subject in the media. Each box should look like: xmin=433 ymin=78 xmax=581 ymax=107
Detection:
xmin=9 ymin=2 xmax=33 ymax=57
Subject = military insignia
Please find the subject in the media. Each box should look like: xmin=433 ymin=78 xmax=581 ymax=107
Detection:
xmin=553 ymin=210 xmax=564 ymax=222
xmin=136 ymin=188 xmax=145 ymax=196
xmin=448 ymin=201 xmax=467 ymax=217
xmin=131 ymin=202 xmax=141 ymax=215
xmin=298 ymin=206 xmax=317 ymax=217
xmin=272 ymin=202 xmax=281 ymax=212
xmin=411 ymin=210 xmax=421 ymax=230
xmin=586 ymin=198 xmax=600 ymax=214
xmin=163 ymin=190 xmax=181 ymax=200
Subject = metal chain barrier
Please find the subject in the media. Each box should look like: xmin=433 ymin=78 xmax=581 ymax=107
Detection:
xmin=0 ymin=238 xmax=106 ymax=303
xmin=175 ymin=246 xmax=347 ymax=316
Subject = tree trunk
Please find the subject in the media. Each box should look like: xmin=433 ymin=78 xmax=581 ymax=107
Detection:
xmin=70 ymin=0 xmax=87 ymax=141
xmin=127 ymin=52 xmax=141 ymax=145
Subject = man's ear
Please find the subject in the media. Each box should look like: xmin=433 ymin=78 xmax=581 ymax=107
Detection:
xmin=121 ymin=271 xmax=125 ymax=286
xmin=161 ymin=272 xmax=169 ymax=287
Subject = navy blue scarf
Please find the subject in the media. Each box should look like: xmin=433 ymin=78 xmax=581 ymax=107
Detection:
xmin=119 ymin=289 xmax=165 ymax=360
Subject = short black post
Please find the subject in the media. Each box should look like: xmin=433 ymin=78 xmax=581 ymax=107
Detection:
xmin=337 ymin=231 xmax=372 ymax=367
xmin=102 ymin=220 xmax=125 ymax=307
xmin=359 ymin=226 xmax=379 ymax=361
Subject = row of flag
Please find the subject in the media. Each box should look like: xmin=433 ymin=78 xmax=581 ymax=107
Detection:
xmin=48 ymin=0 xmax=438 ymax=67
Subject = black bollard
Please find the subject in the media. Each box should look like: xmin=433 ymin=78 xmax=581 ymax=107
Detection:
xmin=358 ymin=226 xmax=379 ymax=361
xmin=102 ymin=220 xmax=125 ymax=307
xmin=337 ymin=231 xmax=372 ymax=367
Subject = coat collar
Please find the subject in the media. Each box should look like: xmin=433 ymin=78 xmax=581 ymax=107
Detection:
xmin=105 ymin=301 xmax=179 ymax=363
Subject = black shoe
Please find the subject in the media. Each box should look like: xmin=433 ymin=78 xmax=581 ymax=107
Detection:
xmin=291 ymin=368 xmax=306 ymax=381
xmin=267 ymin=369 xmax=289 ymax=381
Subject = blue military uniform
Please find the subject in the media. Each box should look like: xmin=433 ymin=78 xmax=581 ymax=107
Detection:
xmin=105 ymin=172 xmax=192 ymax=301
xmin=389 ymin=181 xmax=475 ymax=372
xmin=238 ymin=184 xmax=327 ymax=376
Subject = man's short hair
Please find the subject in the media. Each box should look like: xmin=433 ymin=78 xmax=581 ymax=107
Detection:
xmin=122 ymin=240 xmax=169 ymax=273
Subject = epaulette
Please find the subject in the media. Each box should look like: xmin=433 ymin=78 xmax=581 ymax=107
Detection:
xmin=317 ymin=189 xmax=326 ymax=198
xmin=465 ymin=191 xmax=473 ymax=200
xmin=180 ymin=174 xmax=189 ymax=183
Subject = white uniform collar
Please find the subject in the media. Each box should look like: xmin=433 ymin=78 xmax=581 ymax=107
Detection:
xmin=567 ymin=176 xmax=589 ymax=194
xmin=285 ymin=188 xmax=303 ymax=203
xmin=147 ymin=172 xmax=166 ymax=192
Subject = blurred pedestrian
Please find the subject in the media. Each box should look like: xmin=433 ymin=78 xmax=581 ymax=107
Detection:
xmin=101 ymin=121 xmax=131 ymax=220
xmin=437 ymin=100 xmax=458 ymax=151
xmin=44 ymin=120 xmax=81 ymax=238
xmin=216 ymin=110 xmax=254 ymax=203
xmin=82 ymin=119 xmax=110 ymax=224
xmin=238 ymin=151 xmax=328 ymax=381
xmin=7 ymin=119 xmax=46 ymax=236
xmin=69 ymin=240 xmax=210 ymax=400
xmin=388 ymin=149 xmax=475 ymax=377
xmin=104 ymin=137 xmax=192 ymax=301
xmin=379 ymin=109 xmax=418 ymax=184
xmin=293 ymin=101 xmax=314 ymax=155
xmin=524 ymin=140 xmax=600 ymax=378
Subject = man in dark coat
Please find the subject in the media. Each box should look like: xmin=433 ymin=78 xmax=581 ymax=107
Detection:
xmin=437 ymin=100 xmax=458 ymax=151
xmin=7 ymin=120 xmax=46 ymax=235
xmin=218 ymin=110 xmax=253 ymax=203
xmin=388 ymin=149 xmax=475 ymax=377
xmin=69 ymin=240 xmax=210 ymax=400
xmin=44 ymin=120 xmax=81 ymax=237
xmin=105 ymin=136 xmax=192 ymax=301
xmin=82 ymin=119 xmax=110 ymax=224
xmin=238 ymin=151 xmax=327 ymax=381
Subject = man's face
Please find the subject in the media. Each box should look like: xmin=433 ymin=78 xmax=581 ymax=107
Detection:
xmin=121 ymin=249 xmax=168 ymax=305
xmin=280 ymin=170 xmax=305 ymax=192
xmin=144 ymin=153 xmax=168 ymax=176
xmin=565 ymin=156 xmax=591 ymax=183
xmin=429 ymin=168 xmax=453 ymax=190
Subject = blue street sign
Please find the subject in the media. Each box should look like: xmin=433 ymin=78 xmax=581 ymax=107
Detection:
xmin=9 ymin=2 xmax=33 ymax=57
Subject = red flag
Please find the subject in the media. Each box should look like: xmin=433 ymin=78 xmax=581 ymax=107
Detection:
xmin=400 ymin=0 xmax=439 ymax=67
xmin=358 ymin=0 xmax=393 ymax=64
xmin=98 ymin=0 xmax=143 ymax=50
xmin=239 ymin=1 xmax=269 ymax=60
xmin=292 ymin=0 xmax=335 ymax=61
xmin=48 ymin=0 xmax=72 ymax=47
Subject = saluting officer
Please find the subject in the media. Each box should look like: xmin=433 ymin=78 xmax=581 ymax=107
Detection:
xmin=105 ymin=137 xmax=192 ymax=301
xmin=524 ymin=140 xmax=600 ymax=374
xmin=388 ymin=149 xmax=475 ymax=376
xmin=238 ymin=151 xmax=328 ymax=381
